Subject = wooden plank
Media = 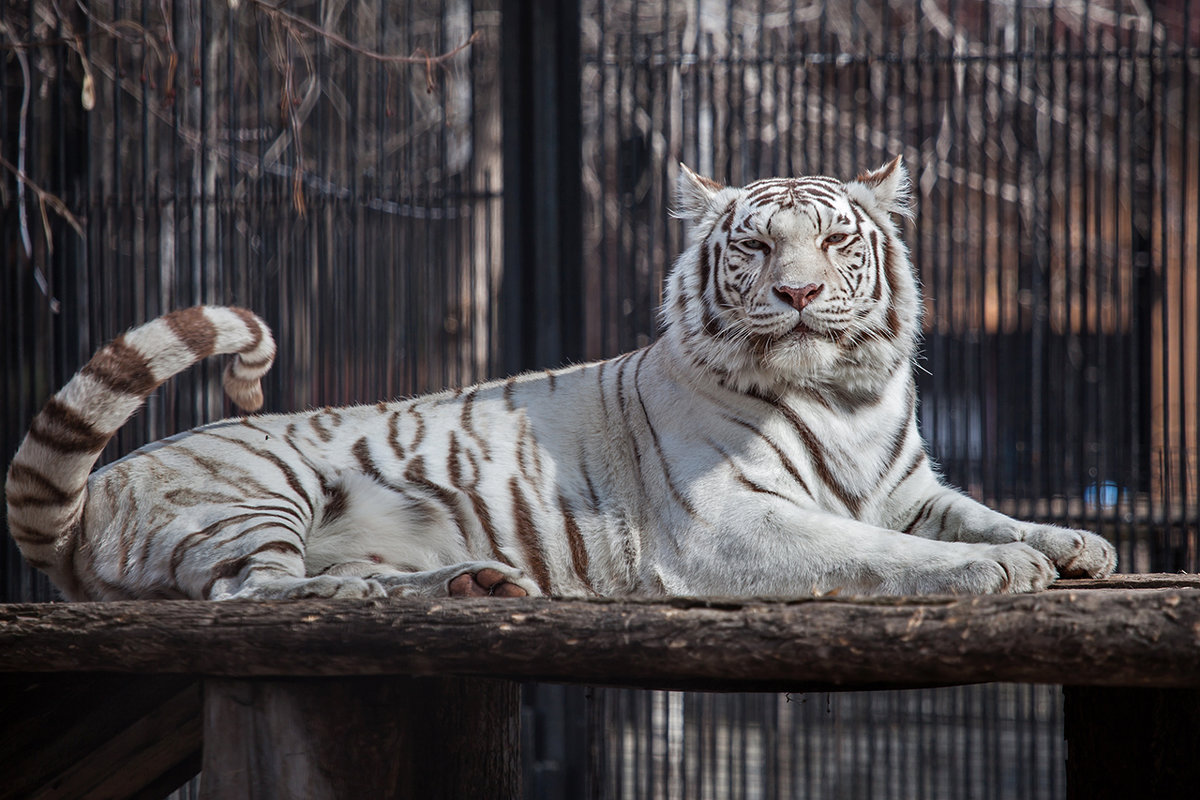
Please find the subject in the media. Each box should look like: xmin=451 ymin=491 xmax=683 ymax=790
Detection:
xmin=1047 ymin=573 xmax=1200 ymax=590
xmin=1 ymin=577 xmax=1199 ymax=691
xmin=1064 ymin=686 xmax=1200 ymax=799
xmin=0 ymin=673 xmax=200 ymax=800
xmin=199 ymin=677 xmax=519 ymax=799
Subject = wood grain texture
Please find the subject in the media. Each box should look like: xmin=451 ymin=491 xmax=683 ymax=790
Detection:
xmin=2 ymin=576 xmax=1199 ymax=691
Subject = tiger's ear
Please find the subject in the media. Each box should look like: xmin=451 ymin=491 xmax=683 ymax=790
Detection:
xmin=847 ymin=156 xmax=914 ymax=221
xmin=673 ymin=163 xmax=725 ymax=220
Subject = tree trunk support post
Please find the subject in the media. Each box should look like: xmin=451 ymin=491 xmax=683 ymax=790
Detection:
xmin=199 ymin=676 xmax=520 ymax=800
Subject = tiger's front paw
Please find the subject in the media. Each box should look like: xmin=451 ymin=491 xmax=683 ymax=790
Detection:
xmin=1021 ymin=525 xmax=1116 ymax=579
xmin=898 ymin=542 xmax=1056 ymax=595
xmin=953 ymin=542 xmax=1058 ymax=594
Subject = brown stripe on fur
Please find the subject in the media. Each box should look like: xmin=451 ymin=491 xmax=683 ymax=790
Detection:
xmin=503 ymin=378 xmax=517 ymax=412
xmin=202 ymin=537 xmax=305 ymax=598
xmin=404 ymin=455 xmax=488 ymax=560
xmin=447 ymin=432 xmax=464 ymax=486
xmin=28 ymin=398 xmax=111 ymax=453
xmin=526 ymin=420 xmax=546 ymax=484
xmin=559 ymin=495 xmax=595 ymax=593
xmin=309 ymin=412 xmax=333 ymax=443
xmin=719 ymin=199 xmax=738 ymax=232
xmin=745 ymin=389 xmax=863 ymax=516
xmin=7 ymin=522 xmax=58 ymax=545
xmin=632 ymin=352 xmax=702 ymax=521
xmin=322 ymin=484 xmax=351 ymax=524
xmin=460 ymin=389 xmax=492 ymax=460
xmin=734 ymin=471 xmax=793 ymax=502
xmin=169 ymin=513 xmax=297 ymax=582
xmin=200 ymin=431 xmax=316 ymax=517
xmin=231 ymin=354 xmax=273 ymax=372
xmin=231 ymin=500 xmax=308 ymax=527
xmin=595 ymin=361 xmax=610 ymax=418
xmin=896 ymin=449 xmax=928 ymax=487
xmin=408 ymin=406 xmax=426 ymax=450
xmin=451 ymin=447 xmax=510 ymax=565
xmin=882 ymin=238 xmax=905 ymax=339
xmin=936 ymin=505 xmax=953 ymax=538
xmin=352 ymin=437 xmax=384 ymax=482
xmin=163 ymin=307 xmax=218 ymax=358
xmin=881 ymin=389 xmax=917 ymax=472
xmin=698 ymin=239 xmax=712 ymax=297
xmin=162 ymin=487 xmax=244 ymax=507
xmin=386 ymin=411 xmax=406 ymax=460
xmin=176 ymin=437 xmax=280 ymax=499
xmin=80 ymin=337 xmax=158 ymax=398
xmin=613 ymin=357 xmax=643 ymax=470
xmin=800 ymin=186 xmax=839 ymax=205
xmin=514 ymin=416 xmax=534 ymax=483
xmin=227 ymin=307 xmax=265 ymax=351
xmin=868 ymin=230 xmax=884 ymax=302
xmin=579 ymin=454 xmax=602 ymax=512
xmin=902 ymin=497 xmax=936 ymax=535
xmin=5 ymin=461 xmax=74 ymax=507
xmin=509 ymin=478 xmax=550 ymax=593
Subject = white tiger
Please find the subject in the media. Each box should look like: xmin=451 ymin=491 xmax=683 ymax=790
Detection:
xmin=5 ymin=158 xmax=1115 ymax=601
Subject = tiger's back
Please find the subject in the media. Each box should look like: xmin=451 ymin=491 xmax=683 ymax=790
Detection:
xmin=6 ymin=158 xmax=1117 ymax=601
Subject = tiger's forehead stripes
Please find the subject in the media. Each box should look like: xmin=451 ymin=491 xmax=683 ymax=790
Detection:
xmin=730 ymin=177 xmax=861 ymax=239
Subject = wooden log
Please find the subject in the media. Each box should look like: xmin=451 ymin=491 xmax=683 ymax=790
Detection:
xmin=199 ymin=676 xmax=519 ymax=800
xmin=1064 ymin=686 xmax=1200 ymax=799
xmin=2 ymin=577 xmax=1200 ymax=691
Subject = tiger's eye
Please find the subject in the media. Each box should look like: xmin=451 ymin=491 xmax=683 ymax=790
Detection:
xmin=741 ymin=239 xmax=770 ymax=252
xmin=824 ymin=233 xmax=849 ymax=246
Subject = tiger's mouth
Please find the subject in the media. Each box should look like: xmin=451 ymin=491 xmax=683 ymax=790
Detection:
xmin=777 ymin=316 xmax=839 ymax=345
xmin=790 ymin=319 xmax=815 ymax=337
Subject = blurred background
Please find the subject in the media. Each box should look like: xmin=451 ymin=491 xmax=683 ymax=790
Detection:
xmin=3 ymin=0 xmax=1197 ymax=797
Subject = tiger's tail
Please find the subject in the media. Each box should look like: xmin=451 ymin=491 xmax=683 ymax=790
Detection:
xmin=5 ymin=306 xmax=276 ymax=585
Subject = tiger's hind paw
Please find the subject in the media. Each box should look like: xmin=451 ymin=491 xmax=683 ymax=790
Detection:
xmin=221 ymin=575 xmax=388 ymax=600
xmin=371 ymin=561 xmax=543 ymax=598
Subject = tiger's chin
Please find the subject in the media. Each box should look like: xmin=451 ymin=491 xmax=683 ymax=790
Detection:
xmin=754 ymin=333 xmax=843 ymax=388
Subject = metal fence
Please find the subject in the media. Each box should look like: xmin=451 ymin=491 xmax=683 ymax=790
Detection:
xmin=3 ymin=1 xmax=1199 ymax=798
xmin=576 ymin=2 xmax=1198 ymax=797
xmin=2 ymin=0 xmax=504 ymax=601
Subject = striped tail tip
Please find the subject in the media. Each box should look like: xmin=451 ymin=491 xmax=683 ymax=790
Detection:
xmin=205 ymin=306 xmax=276 ymax=412
xmin=222 ymin=363 xmax=266 ymax=411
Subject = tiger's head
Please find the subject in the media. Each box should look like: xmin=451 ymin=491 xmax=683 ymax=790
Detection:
xmin=662 ymin=157 xmax=920 ymax=397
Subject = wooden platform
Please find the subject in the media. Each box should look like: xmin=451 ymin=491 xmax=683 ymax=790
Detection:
xmin=3 ymin=574 xmax=1198 ymax=798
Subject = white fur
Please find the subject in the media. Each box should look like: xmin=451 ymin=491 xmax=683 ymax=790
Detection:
xmin=9 ymin=158 xmax=1116 ymax=601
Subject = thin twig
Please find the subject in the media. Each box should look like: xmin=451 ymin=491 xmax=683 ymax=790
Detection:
xmin=72 ymin=0 xmax=166 ymax=61
xmin=248 ymin=0 xmax=478 ymax=66
xmin=0 ymin=152 xmax=86 ymax=239
xmin=1 ymin=21 xmax=34 ymax=259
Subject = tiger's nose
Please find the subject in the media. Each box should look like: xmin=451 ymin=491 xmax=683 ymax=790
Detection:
xmin=774 ymin=283 xmax=824 ymax=311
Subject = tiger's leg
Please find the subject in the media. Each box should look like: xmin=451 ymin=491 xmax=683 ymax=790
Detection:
xmin=659 ymin=501 xmax=1058 ymax=597
xmin=158 ymin=516 xmax=387 ymax=600
xmin=317 ymin=559 xmax=541 ymax=598
xmin=891 ymin=464 xmax=1116 ymax=578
